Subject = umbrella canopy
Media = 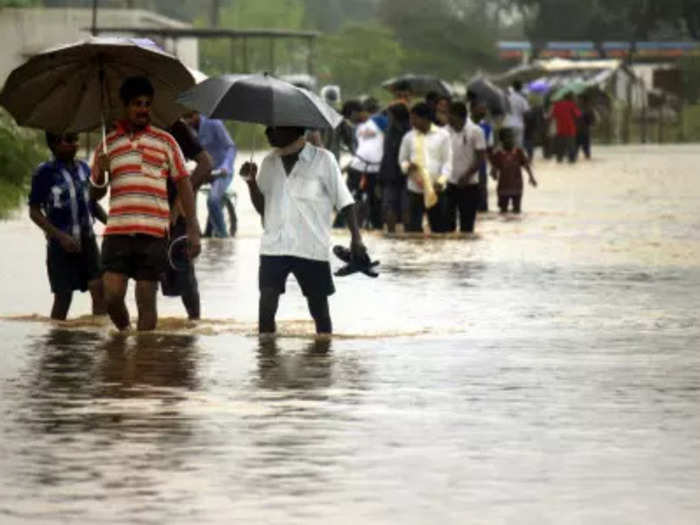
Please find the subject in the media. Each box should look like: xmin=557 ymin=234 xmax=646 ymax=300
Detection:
xmin=551 ymin=80 xmax=589 ymax=101
xmin=527 ymin=79 xmax=551 ymax=94
xmin=467 ymin=76 xmax=510 ymax=116
xmin=381 ymin=74 xmax=452 ymax=97
xmin=0 ymin=36 xmax=195 ymax=133
xmin=177 ymin=73 xmax=342 ymax=129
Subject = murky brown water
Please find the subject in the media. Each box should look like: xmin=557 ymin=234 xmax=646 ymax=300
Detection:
xmin=1 ymin=145 xmax=699 ymax=524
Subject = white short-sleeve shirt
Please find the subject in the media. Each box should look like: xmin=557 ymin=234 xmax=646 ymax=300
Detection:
xmin=448 ymin=120 xmax=487 ymax=186
xmin=256 ymin=143 xmax=355 ymax=262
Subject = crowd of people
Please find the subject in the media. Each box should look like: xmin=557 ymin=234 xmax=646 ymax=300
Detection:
xmin=27 ymin=73 xmax=593 ymax=335
xmin=318 ymin=79 xmax=542 ymax=235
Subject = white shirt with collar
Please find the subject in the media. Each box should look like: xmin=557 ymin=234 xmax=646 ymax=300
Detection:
xmin=398 ymin=125 xmax=453 ymax=194
xmin=448 ymin=119 xmax=487 ymax=186
xmin=256 ymin=143 xmax=355 ymax=262
xmin=504 ymin=87 xmax=530 ymax=129
xmin=349 ymin=118 xmax=384 ymax=173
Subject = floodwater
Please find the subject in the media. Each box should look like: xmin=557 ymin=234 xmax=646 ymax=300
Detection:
xmin=1 ymin=145 xmax=699 ymax=524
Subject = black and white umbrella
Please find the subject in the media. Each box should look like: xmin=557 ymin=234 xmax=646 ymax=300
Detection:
xmin=177 ymin=73 xmax=342 ymax=129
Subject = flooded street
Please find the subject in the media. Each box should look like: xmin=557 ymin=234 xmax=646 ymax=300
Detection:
xmin=1 ymin=145 xmax=699 ymax=524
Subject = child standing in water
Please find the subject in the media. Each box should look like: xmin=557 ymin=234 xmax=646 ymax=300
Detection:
xmin=491 ymin=127 xmax=537 ymax=214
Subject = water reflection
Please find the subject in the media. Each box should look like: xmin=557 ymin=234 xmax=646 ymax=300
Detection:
xmin=256 ymin=337 xmax=333 ymax=390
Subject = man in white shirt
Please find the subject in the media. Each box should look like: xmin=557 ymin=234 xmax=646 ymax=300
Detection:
xmin=398 ymin=102 xmax=452 ymax=233
xmin=347 ymin=98 xmax=385 ymax=229
xmin=446 ymin=101 xmax=486 ymax=233
xmin=242 ymin=126 xmax=367 ymax=335
xmin=504 ymin=80 xmax=530 ymax=147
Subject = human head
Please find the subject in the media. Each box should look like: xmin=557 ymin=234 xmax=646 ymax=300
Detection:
xmin=436 ymin=95 xmax=451 ymax=113
xmin=362 ymin=97 xmax=380 ymax=115
xmin=512 ymin=80 xmax=523 ymax=93
xmin=320 ymin=85 xmax=341 ymax=109
xmin=499 ymin=127 xmax=515 ymax=149
xmin=393 ymin=80 xmax=413 ymax=102
xmin=265 ymin=126 xmax=305 ymax=149
xmin=183 ymin=110 xmax=201 ymax=130
xmin=447 ymin=101 xmax=467 ymax=131
xmin=119 ymin=76 xmax=154 ymax=129
xmin=470 ymin=100 xmax=487 ymax=123
xmin=341 ymin=100 xmax=363 ymax=123
xmin=565 ymin=91 xmax=574 ymax=101
xmin=410 ymin=102 xmax=432 ymax=133
xmin=387 ymin=102 xmax=410 ymax=127
xmin=425 ymin=91 xmax=440 ymax=108
xmin=45 ymin=131 xmax=79 ymax=161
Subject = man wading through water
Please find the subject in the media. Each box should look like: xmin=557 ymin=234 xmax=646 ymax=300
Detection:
xmin=241 ymin=126 xmax=368 ymax=335
xmin=91 ymin=76 xmax=201 ymax=331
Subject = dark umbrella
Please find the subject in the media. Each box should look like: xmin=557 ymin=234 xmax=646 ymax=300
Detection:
xmin=177 ymin=73 xmax=342 ymax=129
xmin=381 ymin=74 xmax=452 ymax=97
xmin=467 ymin=76 xmax=510 ymax=116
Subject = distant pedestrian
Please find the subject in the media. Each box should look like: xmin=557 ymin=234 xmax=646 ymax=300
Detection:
xmin=184 ymin=111 xmax=236 ymax=238
xmin=491 ymin=128 xmax=537 ymax=214
xmin=550 ymin=92 xmax=581 ymax=163
xmin=29 ymin=131 xmax=106 ymax=320
xmin=445 ymin=101 xmax=486 ymax=233
xmin=504 ymin=80 xmax=530 ymax=147
xmin=576 ymin=93 xmax=596 ymax=160
xmin=398 ymin=102 xmax=452 ymax=233
xmin=470 ymin=101 xmax=494 ymax=212
xmin=379 ymin=103 xmax=411 ymax=233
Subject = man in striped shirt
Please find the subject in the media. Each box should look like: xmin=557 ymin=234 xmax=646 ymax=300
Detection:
xmin=91 ymin=76 xmax=201 ymax=331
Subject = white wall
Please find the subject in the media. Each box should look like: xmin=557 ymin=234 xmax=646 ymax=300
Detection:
xmin=0 ymin=8 xmax=198 ymax=86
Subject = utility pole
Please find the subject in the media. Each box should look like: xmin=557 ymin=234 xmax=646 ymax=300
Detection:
xmin=91 ymin=0 xmax=98 ymax=36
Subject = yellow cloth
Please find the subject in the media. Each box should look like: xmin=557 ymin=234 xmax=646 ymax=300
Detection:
xmin=412 ymin=127 xmax=438 ymax=209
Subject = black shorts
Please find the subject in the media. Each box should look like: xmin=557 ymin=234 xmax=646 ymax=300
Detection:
xmin=102 ymin=234 xmax=167 ymax=282
xmin=160 ymin=218 xmax=198 ymax=297
xmin=47 ymin=235 xmax=101 ymax=294
xmin=259 ymin=255 xmax=335 ymax=297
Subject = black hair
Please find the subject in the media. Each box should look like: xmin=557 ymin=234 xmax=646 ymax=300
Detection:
xmin=119 ymin=76 xmax=154 ymax=105
xmin=362 ymin=97 xmax=379 ymax=113
xmin=341 ymin=99 xmax=363 ymax=118
xmin=425 ymin=91 xmax=440 ymax=104
xmin=341 ymin=99 xmax=362 ymax=118
xmin=411 ymin=102 xmax=432 ymax=120
xmin=499 ymin=127 xmax=515 ymax=142
xmin=449 ymin=101 xmax=467 ymax=120
xmin=513 ymin=80 xmax=523 ymax=92
xmin=437 ymin=95 xmax=451 ymax=104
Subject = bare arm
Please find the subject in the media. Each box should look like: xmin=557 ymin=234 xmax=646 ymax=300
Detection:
xmin=189 ymin=150 xmax=214 ymax=192
xmin=29 ymin=205 xmax=79 ymax=252
xmin=241 ymin=162 xmax=264 ymax=218
xmin=90 ymin=152 xmax=110 ymax=201
xmin=174 ymin=177 xmax=201 ymax=258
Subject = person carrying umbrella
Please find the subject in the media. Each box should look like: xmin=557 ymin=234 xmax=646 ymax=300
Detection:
xmin=91 ymin=76 xmax=201 ymax=331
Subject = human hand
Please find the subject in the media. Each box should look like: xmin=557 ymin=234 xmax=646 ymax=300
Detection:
xmin=57 ymin=232 xmax=80 ymax=253
xmin=240 ymin=162 xmax=258 ymax=182
xmin=350 ymin=238 xmax=369 ymax=266
xmin=529 ymin=177 xmax=538 ymax=188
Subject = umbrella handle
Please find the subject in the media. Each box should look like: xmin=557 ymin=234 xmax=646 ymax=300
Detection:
xmin=90 ymin=115 xmax=109 ymax=189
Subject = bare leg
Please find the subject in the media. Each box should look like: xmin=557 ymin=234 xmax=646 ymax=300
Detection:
xmin=50 ymin=291 xmax=73 ymax=321
xmin=88 ymin=278 xmax=107 ymax=316
xmin=259 ymin=287 xmax=280 ymax=334
xmin=181 ymin=288 xmax=200 ymax=320
xmin=135 ymin=280 xmax=159 ymax=331
xmin=306 ymin=295 xmax=332 ymax=335
xmin=103 ymin=272 xmax=130 ymax=330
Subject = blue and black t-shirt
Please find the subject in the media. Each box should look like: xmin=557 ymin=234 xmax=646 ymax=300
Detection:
xmin=28 ymin=159 xmax=96 ymax=241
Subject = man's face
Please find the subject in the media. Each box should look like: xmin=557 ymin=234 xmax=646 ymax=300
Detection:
xmin=436 ymin=98 xmax=450 ymax=113
xmin=183 ymin=112 xmax=200 ymax=129
xmin=471 ymin=105 xmax=486 ymax=123
xmin=410 ymin=113 xmax=431 ymax=133
xmin=54 ymin=133 xmax=79 ymax=161
xmin=265 ymin=127 xmax=302 ymax=148
xmin=448 ymin=112 xmax=465 ymax=131
xmin=125 ymin=95 xmax=152 ymax=128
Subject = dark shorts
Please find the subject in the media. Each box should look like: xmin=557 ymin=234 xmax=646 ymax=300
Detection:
xmin=47 ymin=235 xmax=101 ymax=294
xmin=160 ymin=218 xmax=198 ymax=297
xmin=259 ymin=255 xmax=335 ymax=297
xmin=102 ymin=234 xmax=167 ymax=282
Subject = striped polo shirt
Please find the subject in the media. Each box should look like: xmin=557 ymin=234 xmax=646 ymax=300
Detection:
xmin=91 ymin=121 xmax=189 ymax=238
